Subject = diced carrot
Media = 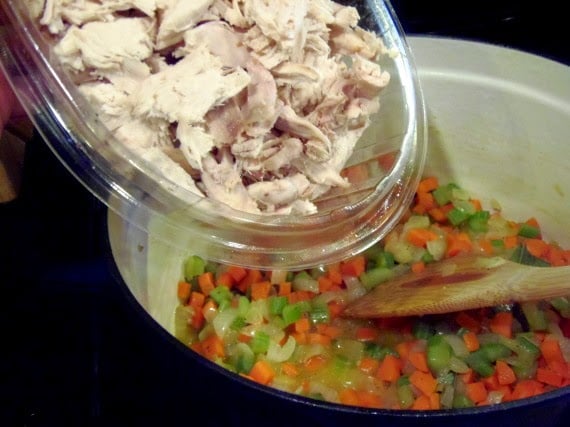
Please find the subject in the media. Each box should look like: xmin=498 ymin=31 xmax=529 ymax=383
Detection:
xmin=446 ymin=232 xmax=473 ymax=257
xmin=412 ymin=204 xmax=427 ymax=215
xmin=216 ymin=272 xmax=235 ymax=289
xmin=377 ymin=354 xmax=402 ymax=383
xmin=249 ymin=360 xmax=275 ymax=385
xmin=466 ymin=381 xmax=488 ymax=404
xmin=537 ymin=367 xmax=564 ymax=387
xmin=340 ymin=255 xmax=366 ymax=277
xmin=510 ymin=380 xmax=543 ymax=400
xmin=357 ymin=390 xmax=383 ymax=409
xmin=326 ymin=264 xmax=343 ymax=286
xmin=525 ymin=217 xmax=541 ymax=230
xmin=189 ymin=291 xmax=206 ymax=309
xmin=251 ymin=281 xmax=272 ymax=301
xmin=407 ymin=228 xmax=439 ymax=248
xmin=495 ymin=360 xmax=516 ymax=385
xmin=470 ymin=199 xmax=483 ymax=211
xmin=307 ymin=332 xmax=332 ymax=346
xmin=238 ymin=269 xmax=263 ymax=293
xmin=304 ymin=355 xmax=328 ymax=372
xmin=281 ymin=362 xmax=300 ymax=377
xmin=177 ymin=281 xmax=192 ymax=301
xmin=198 ymin=272 xmax=215 ymax=296
xmin=478 ymin=239 xmax=494 ymax=256
xmin=409 ymin=370 xmax=437 ymax=396
xmin=455 ymin=312 xmax=481 ymax=334
xmin=482 ymin=373 xmax=500 ymax=391
xmin=355 ymin=327 xmax=379 ymax=342
xmin=417 ymin=176 xmax=439 ymax=194
xmin=540 ymin=337 xmax=565 ymax=365
xmin=317 ymin=324 xmax=341 ymax=339
xmin=328 ymin=301 xmax=344 ymax=319
xmin=428 ymin=392 xmax=441 ymax=410
xmin=411 ymin=261 xmax=426 ymax=274
xmin=547 ymin=359 xmax=570 ymax=379
xmin=358 ymin=357 xmax=380 ymax=375
xmin=238 ymin=333 xmax=252 ymax=343
xmin=339 ymin=388 xmax=360 ymax=406
xmin=503 ymin=235 xmax=519 ymax=250
xmin=525 ymin=238 xmax=549 ymax=258
xmin=294 ymin=317 xmax=310 ymax=334
xmin=416 ymin=191 xmax=436 ymax=210
xmin=546 ymin=245 xmax=566 ymax=266
xmin=490 ymin=311 xmax=513 ymax=339
xmin=318 ymin=276 xmax=334 ymax=293
xmin=463 ymin=331 xmax=480 ymax=352
xmin=190 ymin=307 xmax=205 ymax=330
xmin=408 ymin=351 xmax=429 ymax=373
xmin=395 ymin=341 xmax=413 ymax=360
xmin=342 ymin=164 xmax=369 ymax=184
xmin=378 ymin=152 xmax=397 ymax=171
xmin=461 ymin=368 xmax=475 ymax=384
xmin=411 ymin=395 xmax=431 ymax=410
xmin=200 ymin=334 xmax=225 ymax=360
xmin=291 ymin=332 xmax=307 ymax=344
xmin=278 ymin=281 xmax=292 ymax=296
xmin=226 ymin=265 xmax=247 ymax=283
xmin=428 ymin=207 xmax=447 ymax=223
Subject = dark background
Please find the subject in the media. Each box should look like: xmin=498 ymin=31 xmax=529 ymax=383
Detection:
xmin=1 ymin=1 xmax=568 ymax=426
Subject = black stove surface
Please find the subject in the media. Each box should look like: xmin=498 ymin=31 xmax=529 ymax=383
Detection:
xmin=1 ymin=2 xmax=569 ymax=426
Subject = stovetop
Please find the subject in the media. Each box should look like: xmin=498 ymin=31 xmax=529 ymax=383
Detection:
xmin=1 ymin=2 xmax=568 ymax=426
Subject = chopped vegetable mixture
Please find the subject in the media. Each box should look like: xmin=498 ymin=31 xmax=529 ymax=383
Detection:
xmin=174 ymin=177 xmax=570 ymax=410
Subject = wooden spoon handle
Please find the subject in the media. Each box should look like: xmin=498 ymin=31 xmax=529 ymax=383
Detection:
xmin=342 ymin=256 xmax=570 ymax=318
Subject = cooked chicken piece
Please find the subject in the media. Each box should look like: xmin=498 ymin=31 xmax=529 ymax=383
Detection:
xmin=247 ymin=173 xmax=311 ymax=209
xmin=201 ymin=150 xmax=260 ymax=213
xmin=176 ymin=21 xmax=250 ymax=68
xmin=32 ymin=0 xmax=392 ymax=215
xmin=155 ymin=0 xmax=215 ymax=50
xmin=275 ymin=106 xmax=331 ymax=161
xmin=53 ymin=17 xmax=154 ymax=71
xmin=41 ymin=0 xmax=157 ymax=34
xmin=243 ymin=59 xmax=281 ymax=138
xmin=206 ymin=98 xmax=246 ymax=147
xmin=131 ymin=45 xmax=250 ymax=124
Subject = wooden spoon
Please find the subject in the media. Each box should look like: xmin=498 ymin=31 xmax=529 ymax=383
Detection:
xmin=342 ymin=254 xmax=570 ymax=318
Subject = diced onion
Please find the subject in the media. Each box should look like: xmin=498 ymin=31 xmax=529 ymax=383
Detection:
xmin=212 ymin=307 xmax=238 ymax=338
xmin=443 ymin=334 xmax=469 ymax=358
xmin=267 ymin=336 xmax=296 ymax=362
xmin=270 ymin=270 xmax=288 ymax=284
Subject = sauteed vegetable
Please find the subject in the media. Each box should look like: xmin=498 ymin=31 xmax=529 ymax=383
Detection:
xmin=174 ymin=177 xmax=570 ymax=410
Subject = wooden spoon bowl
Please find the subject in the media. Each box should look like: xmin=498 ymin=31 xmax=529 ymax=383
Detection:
xmin=342 ymin=254 xmax=570 ymax=318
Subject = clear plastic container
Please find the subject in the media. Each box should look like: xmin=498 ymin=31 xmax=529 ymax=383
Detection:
xmin=0 ymin=0 xmax=426 ymax=269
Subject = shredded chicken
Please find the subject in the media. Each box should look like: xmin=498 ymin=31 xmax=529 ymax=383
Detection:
xmin=30 ymin=0 xmax=391 ymax=215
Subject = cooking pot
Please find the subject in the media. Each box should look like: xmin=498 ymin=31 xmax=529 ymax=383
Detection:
xmin=107 ymin=37 xmax=570 ymax=426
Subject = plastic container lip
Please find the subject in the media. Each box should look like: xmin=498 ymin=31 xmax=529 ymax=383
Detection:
xmin=0 ymin=0 xmax=426 ymax=269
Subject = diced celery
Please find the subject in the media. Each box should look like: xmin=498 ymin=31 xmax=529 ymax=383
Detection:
xmin=359 ymin=267 xmax=394 ymax=290
xmin=427 ymin=334 xmax=453 ymax=374
xmin=184 ymin=255 xmax=206 ymax=281
xmin=269 ymin=295 xmax=288 ymax=315
xmin=447 ymin=207 xmax=471 ymax=226
xmin=452 ymin=394 xmax=474 ymax=408
xmin=468 ymin=210 xmax=490 ymax=232
xmin=376 ymin=251 xmax=396 ymax=269
xmin=310 ymin=304 xmax=330 ymax=324
xmin=479 ymin=342 xmax=512 ymax=361
xmin=518 ymin=223 xmax=540 ymax=238
xmin=237 ymin=296 xmax=250 ymax=317
xmin=282 ymin=304 xmax=303 ymax=326
xmin=209 ymin=285 xmax=232 ymax=305
xmin=398 ymin=383 xmax=415 ymax=409
xmin=412 ymin=320 xmax=434 ymax=340
xmin=464 ymin=351 xmax=494 ymax=377
xmin=234 ymin=342 xmax=255 ymax=374
xmin=250 ymin=331 xmax=270 ymax=354
xmin=433 ymin=183 xmax=459 ymax=206
xmin=364 ymin=342 xmax=398 ymax=360
xmin=293 ymin=271 xmax=319 ymax=293
xmin=451 ymin=187 xmax=471 ymax=201
xmin=520 ymin=301 xmax=548 ymax=331
xmin=334 ymin=339 xmax=364 ymax=362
